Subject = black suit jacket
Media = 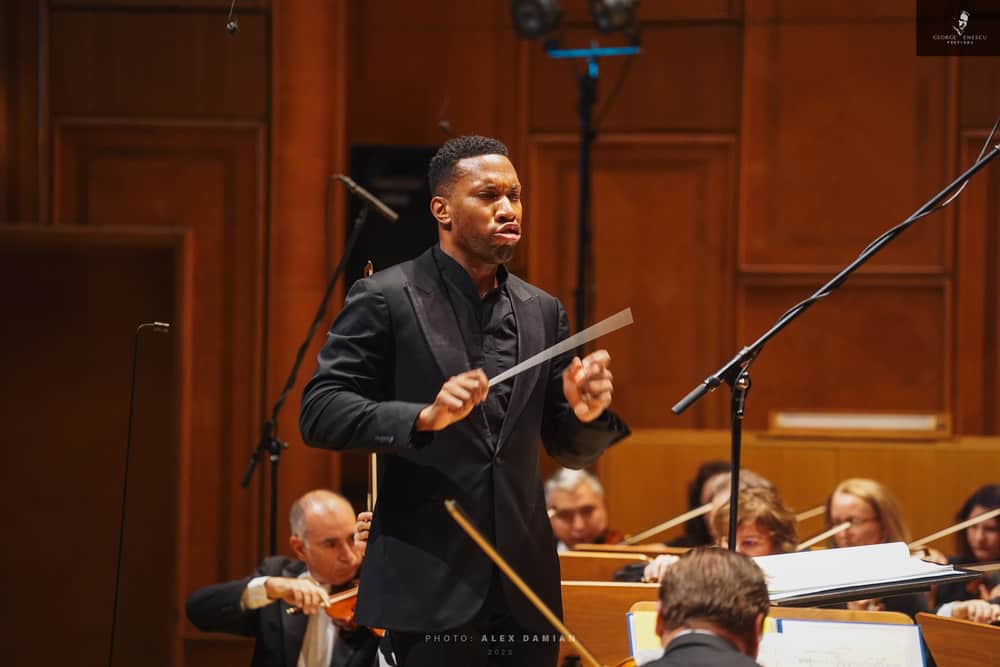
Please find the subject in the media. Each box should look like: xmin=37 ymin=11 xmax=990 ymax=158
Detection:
xmin=300 ymin=248 xmax=629 ymax=632
xmin=185 ymin=556 xmax=379 ymax=667
xmin=644 ymin=633 xmax=761 ymax=667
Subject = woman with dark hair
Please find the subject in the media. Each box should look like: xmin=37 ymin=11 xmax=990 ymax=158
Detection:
xmin=666 ymin=460 xmax=731 ymax=548
xmin=934 ymin=484 xmax=1000 ymax=609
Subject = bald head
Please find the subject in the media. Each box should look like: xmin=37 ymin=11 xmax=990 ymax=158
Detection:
xmin=289 ymin=489 xmax=354 ymax=539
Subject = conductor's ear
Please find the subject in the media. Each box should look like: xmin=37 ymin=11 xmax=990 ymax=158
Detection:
xmin=430 ymin=195 xmax=451 ymax=230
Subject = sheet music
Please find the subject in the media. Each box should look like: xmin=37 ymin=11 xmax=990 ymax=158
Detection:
xmin=757 ymin=620 xmax=924 ymax=667
xmin=754 ymin=542 xmax=960 ymax=601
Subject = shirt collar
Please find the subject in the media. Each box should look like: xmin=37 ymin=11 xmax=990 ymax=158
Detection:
xmin=432 ymin=244 xmax=508 ymax=304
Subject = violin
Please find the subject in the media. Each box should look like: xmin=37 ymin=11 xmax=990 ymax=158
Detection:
xmin=285 ymin=584 xmax=385 ymax=638
xmin=320 ymin=586 xmax=385 ymax=637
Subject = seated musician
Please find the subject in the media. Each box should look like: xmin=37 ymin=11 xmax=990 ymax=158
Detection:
xmin=711 ymin=487 xmax=797 ymax=557
xmin=702 ymin=469 xmax=775 ymax=541
xmin=186 ymin=489 xmax=379 ymax=667
xmin=826 ymin=478 xmax=929 ymax=618
xmin=544 ymin=467 xmax=623 ymax=551
xmin=933 ymin=483 xmax=1000 ymax=611
xmin=666 ymin=460 xmax=731 ymax=548
xmin=646 ymin=547 xmax=770 ymax=667
xmin=643 ymin=477 xmax=786 ymax=583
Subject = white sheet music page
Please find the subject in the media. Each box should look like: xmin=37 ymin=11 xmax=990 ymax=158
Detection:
xmin=754 ymin=542 xmax=959 ymax=601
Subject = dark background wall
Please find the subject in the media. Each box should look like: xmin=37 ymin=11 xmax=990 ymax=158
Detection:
xmin=2 ymin=1 xmax=999 ymax=664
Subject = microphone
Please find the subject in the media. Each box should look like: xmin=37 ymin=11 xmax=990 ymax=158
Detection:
xmin=225 ymin=0 xmax=239 ymax=34
xmin=334 ymin=175 xmax=400 ymax=223
xmin=109 ymin=321 xmax=171 ymax=667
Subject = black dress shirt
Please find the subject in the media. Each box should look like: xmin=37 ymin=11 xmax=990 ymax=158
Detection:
xmin=432 ymin=245 xmax=517 ymax=447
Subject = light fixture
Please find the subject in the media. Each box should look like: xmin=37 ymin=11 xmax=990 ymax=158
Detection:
xmin=589 ymin=0 xmax=638 ymax=35
xmin=510 ymin=0 xmax=563 ymax=39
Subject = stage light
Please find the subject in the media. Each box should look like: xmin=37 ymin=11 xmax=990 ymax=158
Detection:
xmin=589 ymin=0 xmax=638 ymax=35
xmin=511 ymin=0 xmax=563 ymax=39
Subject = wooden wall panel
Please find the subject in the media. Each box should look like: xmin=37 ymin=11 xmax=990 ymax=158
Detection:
xmin=602 ymin=430 xmax=1000 ymax=550
xmin=347 ymin=0 xmax=520 ymax=146
xmin=0 ymin=226 xmax=183 ymax=667
xmin=740 ymin=18 xmax=952 ymax=270
xmin=49 ymin=8 xmax=267 ymax=117
xmin=558 ymin=0 xmax=741 ymax=22
xmin=262 ymin=0 xmax=349 ymax=572
xmin=1 ymin=0 xmax=40 ymax=222
xmin=51 ymin=121 xmax=267 ymax=618
xmin=959 ymin=59 xmax=1000 ymax=128
xmin=954 ymin=132 xmax=999 ymax=434
xmin=527 ymin=24 xmax=743 ymax=134
xmin=736 ymin=278 xmax=950 ymax=430
xmin=528 ymin=135 xmax=737 ymax=429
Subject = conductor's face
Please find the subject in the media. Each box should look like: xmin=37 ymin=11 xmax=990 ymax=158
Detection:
xmin=432 ymin=154 xmax=522 ymax=266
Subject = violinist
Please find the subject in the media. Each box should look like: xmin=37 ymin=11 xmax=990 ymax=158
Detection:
xmin=545 ymin=467 xmax=623 ymax=551
xmin=641 ymin=486 xmax=794 ymax=583
xmin=185 ymin=489 xmax=379 ymax=667
xmin=933 ymin=484 xmax=1000 ymax=612
xmin=825 ymin=478 xmax=929 ymax=618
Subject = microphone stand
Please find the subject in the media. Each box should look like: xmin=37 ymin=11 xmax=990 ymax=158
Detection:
xmin=672 ymin=126 xmax=1000 ymax=553
xmin=108 ymin=321 xmax=170 ymax=667
xmin=546 ymin=43 xmax=639 ymax=333
xmin=242 ymin=190 xmax=373 ymax=556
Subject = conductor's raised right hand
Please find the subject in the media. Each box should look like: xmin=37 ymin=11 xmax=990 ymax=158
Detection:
xmin=416 ymin=369 xmax=489 ymax=432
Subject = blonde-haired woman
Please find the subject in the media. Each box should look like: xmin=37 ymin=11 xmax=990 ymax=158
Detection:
xmin=825 ymin=478 xmax=928 ymax=618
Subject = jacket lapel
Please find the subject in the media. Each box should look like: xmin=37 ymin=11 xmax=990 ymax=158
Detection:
xmin=404 ymin=252 xmax=471 ymax=381
xmin=497 ymin=278 xmax=543 ymax=452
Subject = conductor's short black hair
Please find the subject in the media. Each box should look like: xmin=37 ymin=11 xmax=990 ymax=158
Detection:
xmin=428 ymin=135 xmax=509 ymax=196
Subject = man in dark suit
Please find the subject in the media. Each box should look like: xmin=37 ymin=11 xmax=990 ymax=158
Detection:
xmin=645 ymin=547 xmax=769 ymax=667
xmin=299 ymin=135 xmax=629 ymax=666
xmin=186 ymin=490 xmax=379 ymax=667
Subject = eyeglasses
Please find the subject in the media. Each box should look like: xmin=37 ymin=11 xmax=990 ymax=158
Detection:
xmin=833 ymin=516 xmax=878 ymax=527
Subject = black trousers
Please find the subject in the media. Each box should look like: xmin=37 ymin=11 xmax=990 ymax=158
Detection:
xmin=380 ymin=569 xmax=561 ymax=667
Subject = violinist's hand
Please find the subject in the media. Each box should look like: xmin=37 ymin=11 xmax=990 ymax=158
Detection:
xmin=264 ymin=577 xmax=330 ymax=615
xmin=355 ymin=511 xmax=373 ymax=552
xmin=563 ymin=350 xmax=614 ymax=423
xmin=913 ymin=546 xmax=949 ymax=565
xmin=642 ymin=555 xmax=680 ymax=583
xmin=980 ymin=582 xmax=1000 ymax=601
xmin=416 ymin=370 xmax=488 ymax=431
xmin=952 ymin=599 xmax=1000 ymax=624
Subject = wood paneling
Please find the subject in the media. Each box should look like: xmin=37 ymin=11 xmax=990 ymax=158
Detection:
xmin=740 ymin=18 xmax=952 ymax=270
xmin=528 ymin=135 xmax=737 ymax=429
xmin=1 ymin=0 xmax=40 ymax=222
xmin=0 ymin=225 xmax=183 ymax=667
xmin=262 ymin=0 xmax=349 ymax=567
xmin=954 ymin=132 xmax=1000 ymax=434
xmin=527 ymin=24 xmax=743 ymax=134
xmin=347 ymin=1 xmax=519 ymax=146
xmin=49 ymin=8 xmax=267 ymax=117
xmin=736 ymin=278 xmax=950 ymax=430
xmin=601 ymin=430 xmax=1000 ymax=549
xmin=52 ymin=121 xmax=267 ymax=611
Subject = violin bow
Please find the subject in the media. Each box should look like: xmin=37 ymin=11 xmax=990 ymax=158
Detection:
xmin=364 ymin=259 xmax=378 ymax=515
xmin=444 ymin=499 xmax=603 ymax=667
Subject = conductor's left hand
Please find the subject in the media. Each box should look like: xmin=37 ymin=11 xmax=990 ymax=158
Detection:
xmin=563 ymin=349 xmax=614 ymax=423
